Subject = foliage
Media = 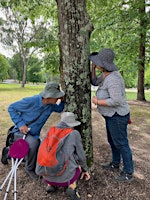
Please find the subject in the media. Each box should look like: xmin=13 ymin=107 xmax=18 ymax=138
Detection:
xmin=87 ymin=0 xmax=150 ymax=89
xmin=145 ymin=63 xmax=150 ymax=88
xmin=27 ymin=56 xmax=45 ymax=83
xmin=8 ymin=53 xmax=23 ymax=81
xmin=0 ymin=0 xmax=149 ymax=93
xmin=0 ymin=53 xmax=10 ymax=80
xmin=0 ymin=0 xmax=59 ymax=86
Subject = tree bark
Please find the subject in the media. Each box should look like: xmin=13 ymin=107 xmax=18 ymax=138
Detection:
xmin=21 ymin=56 xmax=27 ymax=88
xmin=56 ymin=0 xmax=94 ymax=167
xmin=137 ymin=0 xmax=146 ymax=101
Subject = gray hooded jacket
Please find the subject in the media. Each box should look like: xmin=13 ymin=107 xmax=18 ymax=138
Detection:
xmin=40 ymin=121 xmax=88 ymax=183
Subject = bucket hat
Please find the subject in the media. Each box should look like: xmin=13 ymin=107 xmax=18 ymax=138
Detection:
xmin=90 ymin=48 xmax=118 ymax=72
xmin=61 ymin=112 xmax=81 ymax=127
xmin=40 ymin=82 xmax=65 ymax=98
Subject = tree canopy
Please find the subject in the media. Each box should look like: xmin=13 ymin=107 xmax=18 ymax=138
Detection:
xmin=0 ymin=0 xmax=150 ymax=94
xmin=0 ymin=53 xmax=10 ymax=81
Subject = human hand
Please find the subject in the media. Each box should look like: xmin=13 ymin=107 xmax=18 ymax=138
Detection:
xmin=92 ymin=96 xmax=98 ymax=105
xmin=19 ymin=125 xmax=30 ymax=134
xmin=80 ymin=171 xmax=90 ymax=181
xmin=92 ymin=63 xmax=97 ymax=70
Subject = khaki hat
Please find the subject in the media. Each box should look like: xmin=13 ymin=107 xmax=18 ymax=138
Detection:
xmin=61 ymin=112 xmax=81 ymax=127
xmin=40 ymin=82 xmax=65 ymax=98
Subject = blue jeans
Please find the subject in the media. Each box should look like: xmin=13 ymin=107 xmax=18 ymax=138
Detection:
xmin=103 ymin=113 xmax=134 ymax=174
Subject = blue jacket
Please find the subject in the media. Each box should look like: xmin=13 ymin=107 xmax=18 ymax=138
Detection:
xmin=8 ymin=94 xmax=64 ymax=139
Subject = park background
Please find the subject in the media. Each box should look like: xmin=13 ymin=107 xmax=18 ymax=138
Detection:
xmin=0 ymin=84 xmax=150 ymax=200
xmin=0 ymin=0 xmax=150 ymax=199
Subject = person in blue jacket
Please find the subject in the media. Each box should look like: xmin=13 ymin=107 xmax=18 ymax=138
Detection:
xmin=8 ymin=81 xmax=65 ymax=180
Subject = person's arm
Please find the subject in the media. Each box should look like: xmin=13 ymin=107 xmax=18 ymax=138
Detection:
xmin=8 ymin=99 xmax=29 ymax=128
xmin=92 ymin=75 xmax=124 ymax=107
xmin=91 ymin=63 xmax=97 ymax=82
xmin=92 ymin=97 xmax=108 ymax=106
xmin=52 ymin=100 xmax=65 ymax=113
xmin=73 ymin=131 xmax=89 ymax=172
xmin=91 ymin=64 xmax=104 ymax=86
xmin=8 ymin=98 xmax=31 ymax=133
xmin=73 ymin=131 xmax=90 ymax=180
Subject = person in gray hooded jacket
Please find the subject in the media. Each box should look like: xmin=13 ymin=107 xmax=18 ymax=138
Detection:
xmin=36 ymin=112 xmax=90 ymax=200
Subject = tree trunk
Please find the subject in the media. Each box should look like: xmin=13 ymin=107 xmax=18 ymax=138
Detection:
xmin=56 ymin=0 xmax=94 ymax=167
xmin=137 ymin=0 xmax=146 ymax=101
xmin=21 ymin=55 xmax=27 ymax=88
xmin=137 ymin=40 xmax=145 ymax=101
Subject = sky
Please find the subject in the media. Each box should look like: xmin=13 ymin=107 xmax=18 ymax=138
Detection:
xmin=0 ymin=45 xmax=13 ymax=58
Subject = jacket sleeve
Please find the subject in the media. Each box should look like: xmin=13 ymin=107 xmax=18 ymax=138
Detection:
xmin=52 ymin=101 xmax=65 ymax=113
xmin=73 ymin=130 xmax=88 ymax=172
xmin=8 ymin=98 xmax=30 ymax=128
xmin=91 ymin=74 xmax=104 ymax=86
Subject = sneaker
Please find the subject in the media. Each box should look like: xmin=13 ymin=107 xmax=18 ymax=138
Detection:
xmin=115 ymin=171 xmax=134 ymax=182
xmin=46 ymin=185 xmax=57 ymax=193
xmin=25 ymin=168 xmax=39 ymax=180
xmin=1 ymin=147 xmax=9 ymax=165
xmin=102 ymin=162 xmax=119 ymax=171
xmin=66 ymin=187 xmax=80 ymax=200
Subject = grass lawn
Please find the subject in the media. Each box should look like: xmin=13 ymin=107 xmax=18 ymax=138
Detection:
xmin=92 ymin=89 xmax=150 ymax=101
xmin=0 ymin=83 xmax=150 ymax=136
xmin=126 ymin=90 xmax=150 ymax=101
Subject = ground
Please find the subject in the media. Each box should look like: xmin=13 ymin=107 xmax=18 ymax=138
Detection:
xmin=0 ymin=101 xmax=150 ymax=200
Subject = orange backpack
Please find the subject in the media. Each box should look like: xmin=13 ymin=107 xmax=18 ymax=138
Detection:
xmin=36 ymin=126 xmax=73 ymax=176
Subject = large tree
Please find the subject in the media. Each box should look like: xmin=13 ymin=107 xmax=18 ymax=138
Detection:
xmin=136 ymin=0 xmax=148 ymax=101
xmin=0 ymin=53 xmax=10 ymax=81
xmin=56 ymin=0 xmax=94 ymax=167
xmin=0 ymin=1 xmax=55 ymax=87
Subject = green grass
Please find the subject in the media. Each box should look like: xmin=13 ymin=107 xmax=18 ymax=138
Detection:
xmin=126 ymin=90 xmax=150 ymax=101
xmin=92 ymin=90 xmax=150 ymax=101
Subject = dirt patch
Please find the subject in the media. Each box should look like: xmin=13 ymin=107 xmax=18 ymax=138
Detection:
xmin=0 ymin=102 xmax=150 ymax=200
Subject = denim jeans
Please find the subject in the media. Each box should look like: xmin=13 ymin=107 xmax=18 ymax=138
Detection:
xmin=103 ymin=113 xmax=134 ymax=174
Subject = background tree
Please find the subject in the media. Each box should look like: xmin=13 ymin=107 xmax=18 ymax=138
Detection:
xmin=0 ymin=1 xmax=56 ymax=87
xmin=87 ymin=0 xmax=150 ymax=99
xmin=8 ymin=53 xmax=23 ymax=82
xmin=136 ymin=0 xmax=148 ymax=101
xmin=56 ymin=0 xmax=94 ymax=167
xmin=0 ymin=53 xmax=10 ymax=81
xmin=27 ymin=56 xmax=45 ymax=84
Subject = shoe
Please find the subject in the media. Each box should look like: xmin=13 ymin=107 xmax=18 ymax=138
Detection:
xmin=1 ymin=147 xmax=9 ymax=165
xmin=25 ymin=168 xmax=39 ymax=180
xmin=46 ymin=185 xmax=57 ymax=193
xmin=115 ymin=171 xmax=134 ymax=182
xmin=66 ymin=187 xmax=80 ymax=200
xmin=102 ymin=162 xmax=119 ymax=171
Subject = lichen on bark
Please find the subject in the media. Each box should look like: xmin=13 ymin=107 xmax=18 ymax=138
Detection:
xmin=56 ymin=0 xmax=94 ymax=167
